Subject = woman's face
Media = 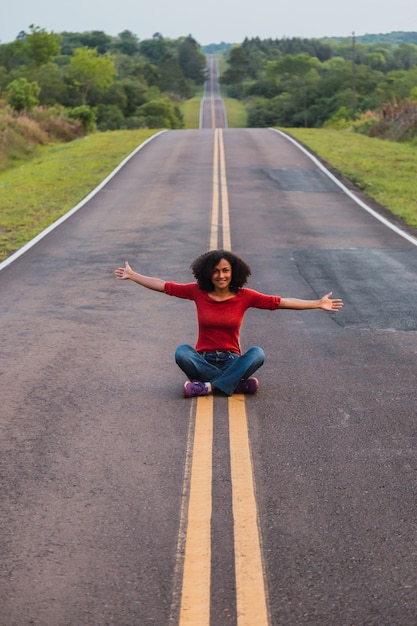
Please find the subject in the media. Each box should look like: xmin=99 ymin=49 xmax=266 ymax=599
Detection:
xmin=211 ymin=258 xmax=232 ymax=291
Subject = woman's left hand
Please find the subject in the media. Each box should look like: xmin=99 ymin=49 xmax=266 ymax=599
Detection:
xmin=320 ymin=292 xmax=344 ymax=311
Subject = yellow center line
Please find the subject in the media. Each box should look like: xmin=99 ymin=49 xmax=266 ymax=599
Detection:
xmin=218 ymin=129 xmax=231 ymax=252
xmin=177 ymin=128 xmax=269 ymax=626
xmin=210 ymin=56 xmax=216 ymax=128
xmin=210 ymin=128 xmax=231 ymax=252
xmin=209 ymin=129 xmax=220 ymax=251
xmin=228 ymin=395 xmax=269 ymax=625
xmin=179 ymin=395 xmax=213 ymax=625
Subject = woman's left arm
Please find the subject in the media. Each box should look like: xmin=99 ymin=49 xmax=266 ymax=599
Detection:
xmin=279 ymin=291 xmax=343 ymax=312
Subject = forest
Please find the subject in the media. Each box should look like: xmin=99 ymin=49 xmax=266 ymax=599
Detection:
xmin=1 ymin=26 xmax=417 ymax=159
xmin=220 ymin=33 xmax=417 ymax=140
xmin=0 ymin=27 xmax=206 ymax=133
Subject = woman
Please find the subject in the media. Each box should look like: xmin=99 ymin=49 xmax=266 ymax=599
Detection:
xmin=114 ymin=250 xmax=343 ymax=397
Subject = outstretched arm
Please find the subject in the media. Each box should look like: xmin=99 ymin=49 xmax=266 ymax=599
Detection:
xmin=114 ymin=261 xmax=166 ymax=292
xmin=279 ymin=292 xmax=343 ymax=312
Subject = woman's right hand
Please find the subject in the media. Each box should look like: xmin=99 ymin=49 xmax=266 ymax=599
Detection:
xmin=114 ymin=261 xmax=132 ymax=280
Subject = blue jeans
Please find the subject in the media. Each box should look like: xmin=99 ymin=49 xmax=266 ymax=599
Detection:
xmin=175 ymin=344 xmax=265 ymax=396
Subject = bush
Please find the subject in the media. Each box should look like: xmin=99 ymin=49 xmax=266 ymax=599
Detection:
xmin=15 ymin=115 xmax=50 ymax=144
xmin=30 ymin=106 xmax=84 ymax=140
xmin=0 ymin=124 xmax=39 ymax=168
xmin=353 ymin=101 xmax=417 ymax=141
xmin=0 ymin=106 xmax=86 ymax=171
xmin=39 ymin=114 xmax=84 ymax=141
xmin=134 ymin=98 xmax=183 ymax=129
xmin=67 ymin=105 xmax=96 ymax=133
xmin=373 ymin=100 xmax=417 ymax=141
xmin=323 ymin=106 xmax=352 ymax=129
xmin=6 ymin=78 xmax=40 ymax=112
xmin=96 ymin=104 xmax=126 ymax=131
xmin=125 ymin=116 xmax=147 ymax=129
xmin=352 ymin=110 xmax=381 ymax=135
xmin=247 ymin=97 xmax=282 ymax=127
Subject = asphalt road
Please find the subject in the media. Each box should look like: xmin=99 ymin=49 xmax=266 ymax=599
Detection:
xmin=1 ymin=68 xmax=417 ymax=626
xmin=200 ymin=54 xmax=227 ymax=129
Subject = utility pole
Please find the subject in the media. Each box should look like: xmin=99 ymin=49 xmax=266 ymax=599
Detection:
xmin=352 ymin=31 xmax=357 ymax=120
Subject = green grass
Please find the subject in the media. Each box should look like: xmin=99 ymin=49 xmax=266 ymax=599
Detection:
xmin=224 ymin=98 xmax=247 ymax=128
xmin=284 ymin=128 xmax=417 ymax=230
xmin=0 ymin=129 xmax=158 ymax=261
xmin=181 ymin=96 xmax=202 ymax=129
xmin=180 ymin=94 xmax=247 ymax=129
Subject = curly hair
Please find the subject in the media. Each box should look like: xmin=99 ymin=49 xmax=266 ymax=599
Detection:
xmin=190 ymin=250 xmax=251 ymax=293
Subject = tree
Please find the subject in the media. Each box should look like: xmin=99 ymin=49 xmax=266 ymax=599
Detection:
xmin=376 ymin=68 xmax=417 ymax=104
xmin=66 ymin=47 xmax=117 ymax=104
xmin=0 ymin=39 xmax=26 ymax=72
xmin=317 ymin=57 xmax=350 ymax=90
xmin=178 ymin=35 xmax=206 ymax=84
xmin=37 ymin=62 xmax=67 ymax=104
xmin=71 ymin=31 xmax=113 ymax=54
xmin=0 ymin=66 xmax=8 ymax=91
xmin=274 ymin=54 xmax=321 ymax=126
xmin=159 ymin=52 xmax=191 ymax=97
xmin=220 ymin=46 xmax=250 ymax=96
xmin=139 ymin=33 xmax=168 ymax=65
xmin=114 ymin=30 xmax=140 ymax=56
xmin=393 ymin=43 xmax=417 ymax=70
xmin=24 ymin=25 xmax=61 ymax=68
xmin=224 ymin=46 xmax=249 ymax=81
xmin=119 ymin=77 xmax=151 ymax=116
xmin=6 ymin=77 xmax=40 ymax=111
xmin=364 ymin=51 xmax=387 ymax=71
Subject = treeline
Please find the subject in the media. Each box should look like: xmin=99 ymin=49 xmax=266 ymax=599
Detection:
xmin=220 ymin=33 xmax=417 ymax=139
xmin=2 ymin=26 xmax=417 ymax=145
xmin=0 ymin=26 xmax=206 ymax=131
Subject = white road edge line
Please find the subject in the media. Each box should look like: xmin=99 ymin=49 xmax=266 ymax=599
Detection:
xmin=270 ymin=128 xmax=417 ymax=248
xmin=0 ymin=130 xmax=167 ymax=273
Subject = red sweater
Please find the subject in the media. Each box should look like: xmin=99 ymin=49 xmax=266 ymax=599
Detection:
xmin=164 ymin=282 xmax=280 ymax=354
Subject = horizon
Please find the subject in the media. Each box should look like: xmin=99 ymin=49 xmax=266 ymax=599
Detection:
xmin=1 ymin=27 xmax=417 ymax=48
xmin=2 ymin=0 xmax=417 ymax=48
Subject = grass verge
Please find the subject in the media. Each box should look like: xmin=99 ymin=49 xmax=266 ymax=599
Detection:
xmin=181 ymin=94 xmax=247 ymax=129
xmin=223 ymin=98 xmax=247 ymax=128
xmin=0 ymin=129 xmax=158 ymax=262
xmin=284 ymin=128 xmax=417 ymax=230
xmin=181 ymin=96 xmax=202 ymax=129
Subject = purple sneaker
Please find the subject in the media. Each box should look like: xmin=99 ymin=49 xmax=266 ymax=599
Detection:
xmin=235 ymin=377 xmax=259 ymax=394
xmin=183 ymin=381 xmax=211 ymax=398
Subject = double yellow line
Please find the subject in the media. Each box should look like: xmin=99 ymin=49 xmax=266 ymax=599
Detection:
xmin=177 ymin=129 xmax=269 ymax=625
xmin=208 ymin=56 xmax=219 ymax=131
xmin=210 ymin=128 xmax=231 ymax=252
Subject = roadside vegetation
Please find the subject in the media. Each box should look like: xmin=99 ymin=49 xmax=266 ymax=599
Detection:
xmin=0 ymin=26 xmax=206 ymax=135
xmin=0 ymin=129 xmax=157 ymax=261
xmin=223 ymin=98 xmax=247 ymax=128
xmin=180 ymin=94 xmax=202 ymax=129
xmin=284 ymin=128 xmax=417 ymax=229
xmin=220 ymin=31 xmax=417 ymax=140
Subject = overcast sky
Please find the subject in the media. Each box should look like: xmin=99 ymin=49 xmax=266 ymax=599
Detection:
xmin=2 ymin=0 xmax=417 ymax=45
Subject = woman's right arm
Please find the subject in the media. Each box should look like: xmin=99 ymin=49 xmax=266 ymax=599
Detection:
xmin=114 ymin=261 xmax=166 ymax=292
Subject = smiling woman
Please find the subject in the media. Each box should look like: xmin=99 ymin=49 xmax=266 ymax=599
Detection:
xmin=191 ymin=249 xmax=251 ymax=297
xmin=114 ymin=249 xmax=343 ymax=397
